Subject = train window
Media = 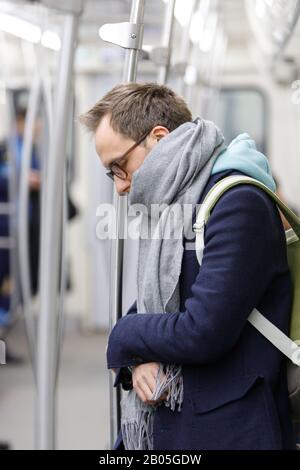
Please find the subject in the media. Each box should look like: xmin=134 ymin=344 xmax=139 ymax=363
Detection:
xmin=216 ymin=88 xmax=268 ymax=154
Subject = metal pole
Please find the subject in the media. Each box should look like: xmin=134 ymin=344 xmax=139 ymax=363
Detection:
xmin=177 ymin=0 xmax=198 ymax=97
xmin=5 ymin=91 xmax=20 ymax=331
xmin=36 ymin=11 xmax=80 ymax=450
xmin=1 ymin=30 xmax=22 ymax=351
xmin=157 ymin=0 xmax=175 ymax=84
xmin=0 ymin=35 xmax=14 ymax=319
xmin=109 ymin=0 xmax=145 ymax=450
xmin=18 ymin=75 xmax=42 ymax=376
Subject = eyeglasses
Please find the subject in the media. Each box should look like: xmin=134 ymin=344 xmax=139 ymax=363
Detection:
xmin=105 ymin=129 xmax=151 ymax=181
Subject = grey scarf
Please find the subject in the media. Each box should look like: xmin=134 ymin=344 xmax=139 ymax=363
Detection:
xmin=121 ymin=118 xmax=225 ymax=450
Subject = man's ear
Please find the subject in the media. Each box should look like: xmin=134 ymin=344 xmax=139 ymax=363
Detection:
xmin=152 ymin=125 xmax=169 ymax=138
xmin=151 ymin=125 xmax=170 ymax=141
xmin=145 ymin=125 xmax=169 ymax=150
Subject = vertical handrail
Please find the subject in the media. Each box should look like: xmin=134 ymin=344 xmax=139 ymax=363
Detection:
xmin=36 ymin=10 xmax=80 ymax=450
xmin=5 ymin=90 xmax=21 ymax=332
xmin=177 ymin=0 xmax=198 ymax=97
xmin=18 ymin=74 xmax=42 ymax=377
xmin=157 ymin=0 xmax=176 ymax=85
xmin=1 ymin=34 xmax=22 ymax=333
xmin=54 ymin=162 xmax=68 ymax=388
xmin=18 ymin=48 xmax=54 ymax=385
xmin=109 ymin=0 xmax=146 ymax=450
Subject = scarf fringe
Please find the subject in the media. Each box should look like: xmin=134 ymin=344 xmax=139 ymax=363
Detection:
xmin=121 ymin=364 xmax=184 ymax=450
xmin=121 ymin=409 xmax=154 ymax=450
xmin=152 ymin=364 xmax=184 ymax=412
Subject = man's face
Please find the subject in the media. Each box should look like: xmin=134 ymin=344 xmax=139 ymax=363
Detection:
xmin=95 ymin=114 xmax=169 ymax=195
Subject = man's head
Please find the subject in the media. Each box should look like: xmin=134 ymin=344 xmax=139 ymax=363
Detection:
xmin=80 ymin=83 xmax=192 ymax=194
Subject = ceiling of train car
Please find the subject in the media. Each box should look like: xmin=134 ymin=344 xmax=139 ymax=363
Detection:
xmin=1 ymin=0 xmax=298 ymax=79
xmin=0 ymin=0 xmax=166 ymax=75
xmin=0 ymin=0 xmax=165 ymax=42
xmin=0 ymin=0 xmax=250 ymax=46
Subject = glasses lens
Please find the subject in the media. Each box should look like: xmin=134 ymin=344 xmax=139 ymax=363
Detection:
xmin=106 ymin=171 xmax=114 ymax=180
xmin=111 ymin=164 xmax=127 ymax=180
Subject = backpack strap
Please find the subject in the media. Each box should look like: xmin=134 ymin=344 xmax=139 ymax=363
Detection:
xmin=193 ymin=175 xmax=300 ymax=366
xmin=248 ymin=309 xmax=300 ymax=366
xmin=194 ymin=175 xmax=300 ymax=266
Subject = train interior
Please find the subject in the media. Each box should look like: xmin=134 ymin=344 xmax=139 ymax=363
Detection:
xmin=0 ymin=0 xmax=300 ymax=450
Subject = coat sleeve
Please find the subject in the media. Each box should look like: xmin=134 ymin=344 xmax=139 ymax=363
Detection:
xmin=106 ymin=185 xmax=279 ymax=369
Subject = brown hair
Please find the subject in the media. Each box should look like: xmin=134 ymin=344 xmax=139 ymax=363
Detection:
xmin=79 ymin=82 xmax=192 ymax=140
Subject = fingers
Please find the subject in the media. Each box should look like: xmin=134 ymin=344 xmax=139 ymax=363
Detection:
xmin=133 ymin=368 xmax=156 ymax=405
xmin=135 ymin=386 xmax=168 ymax=405
xmin=134 ymin=380 xmax=156 ymax=405
xmin=132 ymin=363 xmax=159 ymax=393
xmin=132 ymin=362 xmax=168 ymax=406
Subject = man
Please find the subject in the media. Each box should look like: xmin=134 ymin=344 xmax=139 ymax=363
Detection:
xmin=80 ymin=83 xmax=296 ymax=450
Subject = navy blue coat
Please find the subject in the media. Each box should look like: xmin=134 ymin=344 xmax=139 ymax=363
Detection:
xmin=107 ymin=169 xmax=297 ymax=450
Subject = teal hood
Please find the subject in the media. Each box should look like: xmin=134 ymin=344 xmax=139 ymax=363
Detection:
xmin=212 ymin=133 xmax=276 ymax=192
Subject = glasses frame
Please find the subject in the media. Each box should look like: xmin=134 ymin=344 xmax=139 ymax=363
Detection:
xmin=105 ymin=129 xmax=151 ymax=181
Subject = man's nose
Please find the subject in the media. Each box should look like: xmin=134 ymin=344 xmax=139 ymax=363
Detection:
xmin=115 ymin=177 xmax=130 ymax=195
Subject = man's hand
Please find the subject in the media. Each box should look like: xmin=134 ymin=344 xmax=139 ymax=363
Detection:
xmin=132 ymin=362 xmax=168 ymax=406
